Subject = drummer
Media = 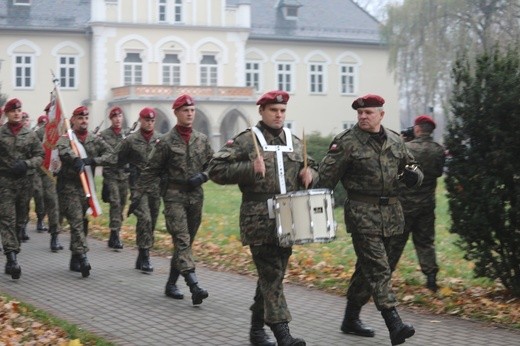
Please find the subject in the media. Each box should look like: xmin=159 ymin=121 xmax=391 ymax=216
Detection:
xmin=208 ymin=90 xmax=317 ymax=346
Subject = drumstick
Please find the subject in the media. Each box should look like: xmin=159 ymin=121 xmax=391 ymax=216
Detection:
xmin=303 ymin=128 xmax=309 ymax=189
xmin=250 ymin=122 xmax=265 ymax=178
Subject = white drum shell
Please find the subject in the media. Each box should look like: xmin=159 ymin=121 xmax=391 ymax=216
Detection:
xmin=274 ymin=189 xmax=337 ymax=247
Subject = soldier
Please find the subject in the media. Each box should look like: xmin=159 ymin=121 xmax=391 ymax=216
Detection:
xmin=388 ymin=115 xmax=445 ymax=291
xmin=34 ymin=113 xmax=63 ymax=251
xmin=209 ymin=90 xmax=314 ymax=346
xmin=118 ymin=107 xmax=161 ymax=273
xmin=99 ymin=106 xmax=129 ymax=250
xmin=15 ymin=111 xmax=35 ymax=243
xmin=135 ymin=95 xmax=214 ymax=306
xmin=0 ymin=98 xmax=44 ymax=279
xmin=316 ymin=94 xmax=423 ymax=346
xmin=33 ymin=114 xmax=49 ymax=232
xmin=56 ymin=106 xmax=115 ymax=277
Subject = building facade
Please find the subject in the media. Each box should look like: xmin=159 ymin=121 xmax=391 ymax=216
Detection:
xmin=0 ymin=0 xmax=399 ymax=148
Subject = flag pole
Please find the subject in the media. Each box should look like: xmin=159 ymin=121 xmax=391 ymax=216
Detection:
xmin=51 ymin=70 xmax=92 ymax=199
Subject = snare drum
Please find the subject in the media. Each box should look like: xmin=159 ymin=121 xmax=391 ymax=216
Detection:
xmin=274 ymin=189 xmax=337 ymax=247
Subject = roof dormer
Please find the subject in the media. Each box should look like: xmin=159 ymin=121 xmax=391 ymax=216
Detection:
xmin=277 ymin=0 xmax=302 ymax=21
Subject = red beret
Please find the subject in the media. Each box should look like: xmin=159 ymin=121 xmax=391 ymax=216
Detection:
xmin=256 ymin=90 xmax=290 ymax=106
xmin=72 ymin=106 xmax=89 ymax=117
xmin=37 ymin=115 xmax=49 ymax=124
xmin=109 ymin=106 xmax=123 ymax=118
xmin=4 ymin=98 xmax=22 ymax=112
xmin=172 ymin=94 xmax=195 ymax=110
xmin=139 ymin=107 xmax=156 ymax=119
xmin=44 ymin=102 xmax=51 ymax=112
xmin=21 ymin=112 xmax=29 ymax=119
xmin=414 ymin=115 xmax=436 ymax=129
xmin=351 ymin=94 xmax=385 ymax=110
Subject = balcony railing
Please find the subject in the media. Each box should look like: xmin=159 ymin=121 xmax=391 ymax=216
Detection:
xmin=111 ymin=85 xmax=256 ymax=102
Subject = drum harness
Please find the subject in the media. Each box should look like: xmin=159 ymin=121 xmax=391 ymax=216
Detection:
xmin=252 ymin=126 xmax=293 ymax=219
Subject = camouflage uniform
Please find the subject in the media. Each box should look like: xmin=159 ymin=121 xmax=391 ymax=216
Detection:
xmin=209 ymin=123 xmax=318 ymax=325
xmin=32 ymin=126 xmax=46 ymax=230
xmin=317 ymin=124 xmax=420 ymax=311
xmin=99 ymin=126 xmax=129 ymax=245
xmin=139 ymin=128 xmax=213 ymax=273
xmin=388 ymin=134 xmax=445 ymax=276
xmin=56 ymin=132 xmax=114 ymax=255
xmin=118 ymin=130 xmax=161 ymax=251
xmin=0 ymin=124 xmax=44 ymax=255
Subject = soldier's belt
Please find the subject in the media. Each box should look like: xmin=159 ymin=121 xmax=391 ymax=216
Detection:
xmin=168 ymin=183 xmax=194 ymax=192
xmin=348 ymin=192 xmax=398 ymax=206
xmin=242 ymin=192 xmax=275 ymax=202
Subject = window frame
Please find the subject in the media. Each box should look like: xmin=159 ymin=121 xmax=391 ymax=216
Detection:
xmin=14 ymin=54 xmax=34 ymax=89
xmin=308 ymin=63 xmax=326 ymax=94
xmin=123 ymin=52 xmax=143 ymax=86
xmin=245 ymin=60 xmax=262 ymax=92
xmin=58 ymin=55 xmax=78 ymax=89
xmin=339 ymin=63 xmax=358 ymax=95
xmin=275 ymin=62 xmax=294 ymax=93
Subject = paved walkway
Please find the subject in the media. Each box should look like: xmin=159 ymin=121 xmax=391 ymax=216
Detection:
xmin=1 ymin=229 xmax=519 ymax=346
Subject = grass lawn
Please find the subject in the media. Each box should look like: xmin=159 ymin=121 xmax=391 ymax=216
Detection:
xmin=86 ymin=178 xmax=519 ymax=329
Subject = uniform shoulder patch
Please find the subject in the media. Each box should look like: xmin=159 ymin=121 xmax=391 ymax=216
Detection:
xmin=226 ymin=139 xmax=234 ymax=147
xmin=329 ymin=143 xmax=340 ymax=152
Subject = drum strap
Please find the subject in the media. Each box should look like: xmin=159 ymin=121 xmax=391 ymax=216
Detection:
xmin=252 ymin=126 xmax=293 ymax=194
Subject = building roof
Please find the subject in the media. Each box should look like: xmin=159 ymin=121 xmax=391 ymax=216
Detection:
xmin=0 ymin=0 xmax=382 ymax=44
xmin=0 ymin=0 xmax=90 ymax=32
xmin=247 ymin=0 xmax=383 ymax=45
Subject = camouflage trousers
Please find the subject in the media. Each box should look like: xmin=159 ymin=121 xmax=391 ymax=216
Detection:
xmin=0 ymin=175 xmax=32 ymax=254
xmin=57 ymin=180 xmax=89 ymax=255
xmin=40 ymin=173 xmax=60 ymax=232
xmin=15 ymin=174 xmax=34 ymax=231
xmin=132 ymin=191 xmax=161 ymax=249
xmin=163 ymin=200 xmax=202 ymax=273
xmin=33 ymin=173 xmax=45 ymax=219
xmin=346 ymin=232 xmax=397 ymax=311
xmin=249 ymin=244 xmax=293 ymax=325
xmin=387 ymin=206 xmax=438 ymax=275
xmin=104 ymin=177 xmax=129 ymax=232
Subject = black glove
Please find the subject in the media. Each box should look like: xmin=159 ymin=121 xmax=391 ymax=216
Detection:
xmin=187 ymin=172 xmax=208 ymax=187
xmin=82 ymin=157 xmax=95 ymax=166
xmin=403 ymin=165 xmax=420 ymax=188
xmin=73 ymin=157 xmax=85 ymax=173
xmin=11 ymin=160 xmax=28 ymax=176
xmin=127 ymin=191 xmax=142 ymax=217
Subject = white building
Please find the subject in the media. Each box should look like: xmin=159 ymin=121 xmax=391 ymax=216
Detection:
xmin=0 ymin=0 xmax=399 ymax=148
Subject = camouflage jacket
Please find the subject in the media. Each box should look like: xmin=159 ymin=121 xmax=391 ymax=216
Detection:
xmin=99 ymin=126 xmax=128 ymax=180
xmin=317 ymin=124 xmax=420 ymax=236
xmin=0 ymin=124 xmax=44 ymax=178
xmin=139 ymin=128 xmax=214 ymax=201
xmin=208 ymin=123 xmax=319 ymax=245
xmin=56 ymin=132 xmax=115 ymax=181
xmin=399 ymin=135 xmax=445 ymax=208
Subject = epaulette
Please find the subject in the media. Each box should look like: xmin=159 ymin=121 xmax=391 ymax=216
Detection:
xmin=228 ymin=128 xmax=252 ymax=146
xmin=386 ymin=127 xmax=401 ymax=137
xmin=336 ymin=127 xmax=353 ymax=140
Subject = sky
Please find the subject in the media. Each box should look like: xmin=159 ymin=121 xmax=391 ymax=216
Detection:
xmin=355 ymin=0 xmax=403 ymax=21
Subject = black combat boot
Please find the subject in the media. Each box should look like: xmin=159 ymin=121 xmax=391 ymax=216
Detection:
xmin=108 ymin=230 xmax=124 ymax=249
xmin=270 ymin=322 xmax=306 ymax=346
xmin=426 ymin=273 xmax=438 ymax=292
xmin=36 ymin=216 xmax=47 ymax=232
xmin=381 ymin=307 xmax=415 ymax=345
xmin=250 ymin=312 xmax=276 ymax=346
xmin=138 ymin=248 xmax=153 ymax=273
xmin=69 ymin=254 xmax=81 ymax=272
xmin=17 ymin=226 xmax=29 ymax=242
xmin=135 ymin=250 xmax=143 ymax=270
xmin=49 ymin=227 xmax=64 ymax=252
xmin=5 ymin=252 xmax=21 ymax=280
xmin=78 ymin=254 xmax=91 ymax=278
xmin=165 ymin=266 xmax=184 ymax=299
xmin=340 ymin=301 xmax=375 ymax=337
xmin=183 ymin=271 xmax=209 ymax=305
